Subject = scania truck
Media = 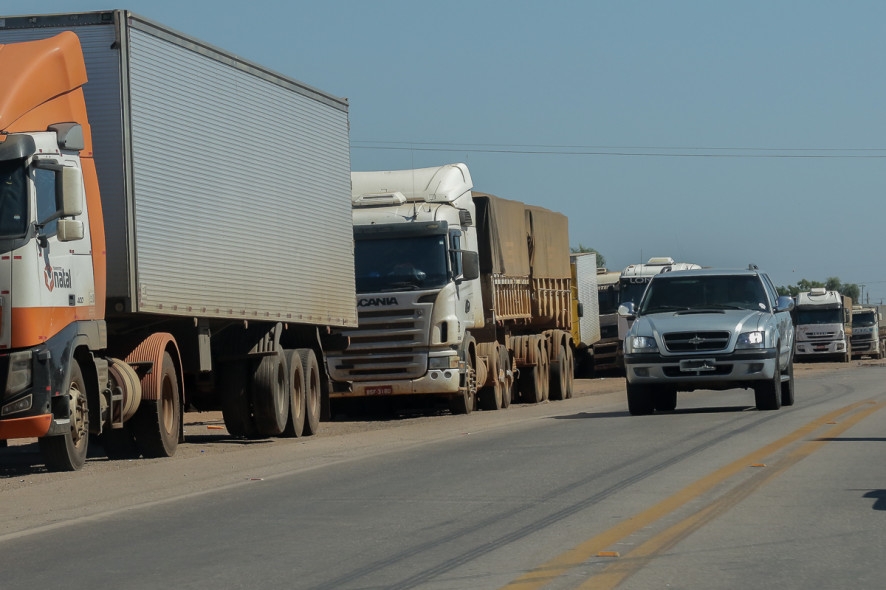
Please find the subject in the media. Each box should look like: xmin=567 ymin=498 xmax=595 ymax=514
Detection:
xmin=793 ymin=289 xmax=852 ymax=362
xmin=0 ymin=11 xmax=356 ymax=470
xmin=325 ymin=164 xmax=575 ymax=413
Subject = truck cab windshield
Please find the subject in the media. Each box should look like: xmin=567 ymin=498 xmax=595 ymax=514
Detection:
xmin=0 ymin=160 xmax=29 ymax=237
xmin=355 ymin=235 xmax=449 ymax=293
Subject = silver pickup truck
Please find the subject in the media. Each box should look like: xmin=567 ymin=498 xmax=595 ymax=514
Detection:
xmin=619 ymin=267 xmax=795 ymax=414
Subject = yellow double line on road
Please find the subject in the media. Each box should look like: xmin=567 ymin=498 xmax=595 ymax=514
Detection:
xmin=501 ymin=399 xmax=886 ymax=590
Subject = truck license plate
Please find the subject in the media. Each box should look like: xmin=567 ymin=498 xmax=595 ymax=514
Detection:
xmin=364 ymin=386 xmax=393 ymax=396
xmin=679 ymin=359 xmax=716 ymax=372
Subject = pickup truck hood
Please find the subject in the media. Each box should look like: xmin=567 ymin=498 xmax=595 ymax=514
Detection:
xmin=639 ymin=309 xmax=765 ymax=336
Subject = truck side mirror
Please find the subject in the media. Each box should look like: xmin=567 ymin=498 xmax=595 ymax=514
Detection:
xmin=58 ymin=166 xmax=84 ymax=217
xmin=461 ymin=251 xmax=480 ymax=281
xmin=57 ymin=219 xmax=84 ymax=242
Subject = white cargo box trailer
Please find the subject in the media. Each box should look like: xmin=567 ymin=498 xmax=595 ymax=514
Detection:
xmin=0 ymin=10 xmax=356 ymax=467
xmin=0 ymin=10 xmax=356 ymax=324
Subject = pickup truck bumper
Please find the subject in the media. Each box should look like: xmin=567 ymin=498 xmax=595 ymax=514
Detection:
xmin=624 ymin=349 xmax=778 ymax=390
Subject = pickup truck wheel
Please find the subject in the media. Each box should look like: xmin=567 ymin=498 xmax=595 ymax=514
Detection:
xmin=299 ymin=349 xmax=322 ymax=436
xmin=653 ymin=389 xmax=677 ymax=412
xmin=281 ymin=349 xmax=306 ymax=437
xmin=252 ymin=350 xmax=290 ymax=437
xmin=129 ymin=352 xmax=181 ymax=457
xmin=780 ymin=358 xmax=795 ymax=406
xmin=754 ymin=367 xmax=782 ymax=411
xmin=39 ymin=360 xmax=89 ymax=471
xmin=626 ymin=382 xmax=654 ymax=415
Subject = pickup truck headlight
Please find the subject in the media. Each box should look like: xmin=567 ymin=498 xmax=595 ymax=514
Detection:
xmin=628 ymin=335 xmax=658 ymax=353
xmin=736 ymin=331 xmax=765 ymax=349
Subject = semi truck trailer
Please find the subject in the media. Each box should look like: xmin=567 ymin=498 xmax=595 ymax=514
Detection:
xmin=0 ymin=11 xmax=356 ymax=470
xmin=325 ymin=163 xmax=575 ymax=413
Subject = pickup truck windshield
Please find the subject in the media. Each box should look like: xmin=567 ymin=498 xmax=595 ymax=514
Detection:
xmin=0 ymin=160 xmax=29 ymax=237
xmin=640 ymin=275 xmax=769 ymax=314
xmin=355 ymin=235 xmax=449 ymax=293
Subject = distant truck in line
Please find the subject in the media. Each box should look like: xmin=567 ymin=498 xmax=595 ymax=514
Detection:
xmin=793 ymin=289 xmax=853 ymax=362
xmin=615 ymin=258 xmax=703 ymax=369
xmin=0 ymin=11 xmax=356 ymax=470
xmin=570 ymin=253 xmax=601 ymax=377
xmin=589 ymin=268 xmax=621 ymax=373
xmin=850 ymin=306 xmax=883 ymax=360
xmin=325 ymin=163 xmax=577 ymax=413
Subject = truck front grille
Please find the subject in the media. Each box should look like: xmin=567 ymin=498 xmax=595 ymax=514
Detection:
xmin=663 ymin=331 xmax=730 ymax=352
xmin=326 ymin=301 xmax=432 ymax=381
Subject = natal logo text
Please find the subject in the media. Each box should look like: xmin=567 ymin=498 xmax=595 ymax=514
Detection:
xmin=44 ymin=265 xmax=72 ymax=292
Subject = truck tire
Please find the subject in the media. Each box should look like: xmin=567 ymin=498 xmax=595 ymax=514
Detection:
xmin=549 ymin=340 xmax=570 ymax=401
xmin=450 ymin=346 xmax=476 ymax=415
xmin=518 ymin=337 xmax=549 ymax=404
xmin=299 ymin=349 xmax=322 ymax=436
xmin=39 ymin=360 xmax=89 ymax=471
xmin=500 ymin=346 xmax=513 ymax=409
xmin=626 ymin=382 xmax=654 ymax=416
xmin=478 ymin=343 xmax=502 ymax=411
xmin=129 ymin=351 xmax=181 ymax=457
xmin=780 ymin=358 xmax=795 ymax=407
xmin=754 ymin=366 xmax=782 ymax=411
xmin=221 ymin=361 xmax=257 ymax=438
xmin=653 ymin=388 xmax=677 ymax=412
xmin=252 ymin=350 xmax=290 ymax=436
xmin=281 ymin=349 xmax=306 ymax=437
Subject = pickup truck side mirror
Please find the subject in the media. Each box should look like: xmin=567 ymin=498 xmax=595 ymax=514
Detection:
xmin=618 ymin=302 xmax=636 ymax=319
xmin=775 ymin=295 xmax=794 ymax=313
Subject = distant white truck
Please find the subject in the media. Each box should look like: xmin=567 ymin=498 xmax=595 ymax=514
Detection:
xmin=850 ymin=306 xmax=883 ymax=360
xmin=793 ymin=289 xmax=853 ymax=362
xmin=616 ymin=258 xmax=702 ymax=368
xmin=590 ymin=269 xmax=621 ymax=373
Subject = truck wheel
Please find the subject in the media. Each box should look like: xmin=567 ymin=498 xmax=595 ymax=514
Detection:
xmin=626 ymin=382 xmax=654 ymax=415
xmin=754 ymin=367 xmax=782 ymax=411
xmin=252 ymin=350 xmax=290 ymax=436
xmin=780 ymin=358 xmax=795 ymax=407
xmin=39 ymin=360 xmax=89 ymax=471
xmin=299 ymin=349 xmax=322 ymax=436
xmin=220 ymin=361 xmax=257 ymax=438
xmin=478 ymin=344 xmax=502 ymax=411
xmin=450 ymin=349 xmax=476 ymax=415
xmin=564 ymin=345 xmax=575 ymax=399
xmin=281 ymin=349 xmax=306 ymax=437
xmin=130 ymin=352 xmax=181 ymax=457
xmin=653 ymin=389 xmax=677 ymax=412
xmin=519 ymin=337 xmax=549 ymax=404
xmin=549 ymin=341 xmax=569 ymax=401
xmin=500 ymin=346 xmax=513 ymax=409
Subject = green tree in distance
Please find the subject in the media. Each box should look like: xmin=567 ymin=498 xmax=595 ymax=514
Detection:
xmin=571 ymin=244 xmax=605 ymax=269
xmin=776 ymin=277 xmax=860 ymax=302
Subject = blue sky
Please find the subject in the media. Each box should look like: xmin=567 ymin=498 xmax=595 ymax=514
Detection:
xmin=13 ymin=1 xmax=886 ymax=302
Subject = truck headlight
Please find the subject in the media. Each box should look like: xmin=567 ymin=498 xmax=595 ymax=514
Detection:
xmin=628 ymin=335 xmax=658 ymax=353
xmin=6 ymin=350 xmax=33 ymax=396
xmin=736 ymin=331 xmax=765 ymax=349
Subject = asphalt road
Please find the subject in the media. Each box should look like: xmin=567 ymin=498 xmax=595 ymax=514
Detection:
xmin=1 ymin=362 xmax=884 ymax=589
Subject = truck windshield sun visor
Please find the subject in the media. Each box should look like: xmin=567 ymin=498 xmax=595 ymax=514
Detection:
xmin=0 ymin=135 xmax=37 ymax=162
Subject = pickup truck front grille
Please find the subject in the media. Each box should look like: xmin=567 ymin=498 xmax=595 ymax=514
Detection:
xmin=663 ymin=331 xmax=730 ymax=352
